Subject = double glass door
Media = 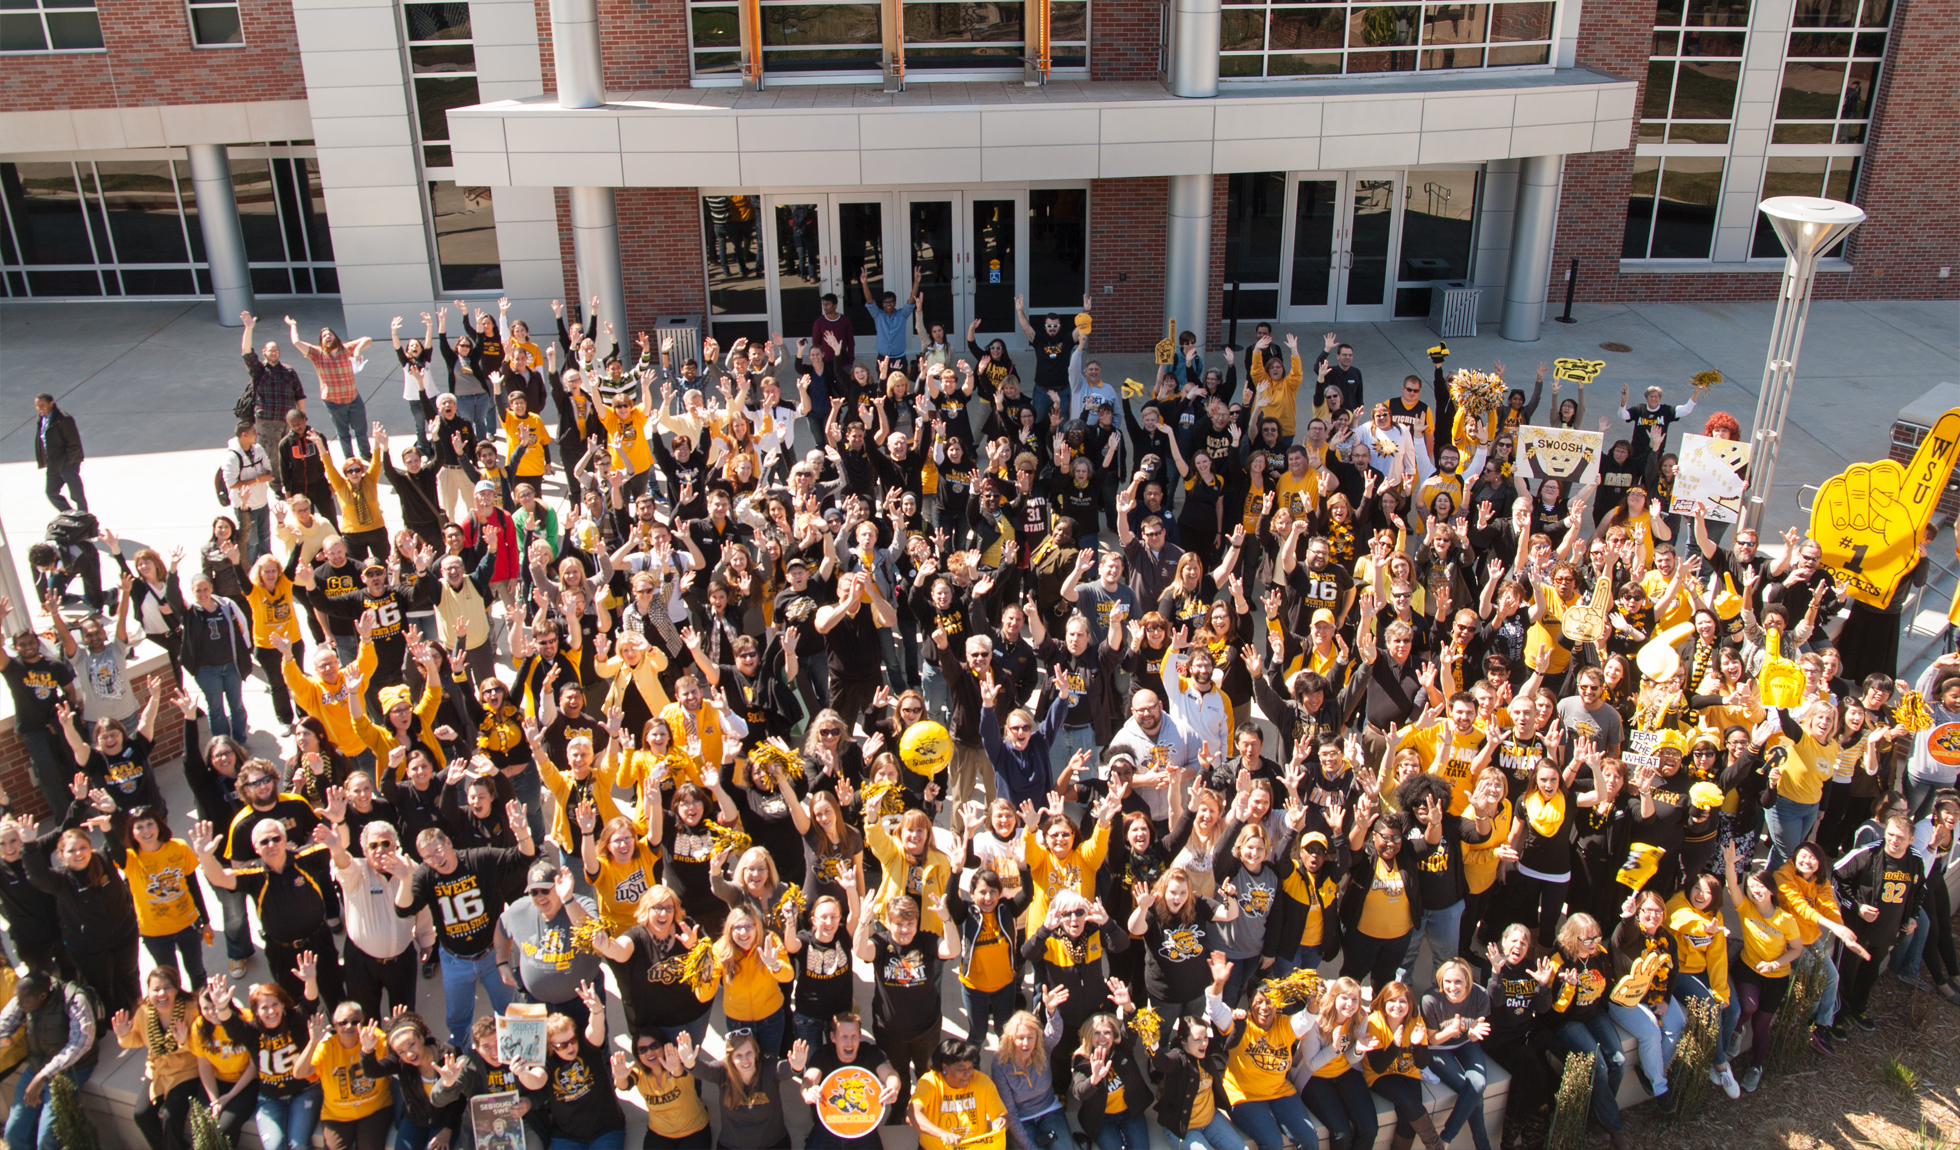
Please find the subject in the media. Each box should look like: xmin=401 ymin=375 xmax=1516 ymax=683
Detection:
xmin=1280 ymin=170 xmax=1403 ymax=322
xmin=899 ymin=190 xmax=1029 ymax=348
xmin=760 ymin=193 xmax=896 ymax=349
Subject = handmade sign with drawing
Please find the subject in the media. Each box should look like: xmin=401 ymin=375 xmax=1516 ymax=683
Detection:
xmin=1671 ymin=433 xmax=1752 ymax=524
xmin=1516 ymin=424 xmax=1604 ymax=487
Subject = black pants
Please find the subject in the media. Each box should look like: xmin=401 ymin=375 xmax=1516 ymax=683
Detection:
xmin=209 ymin=1080 xmax=258 ymax=1144
xmin=877 ymin=1027 xmax=936 ymax=1124
xmin=268 ymin=927 xmax=345 ymax=1010
xmin=1340 ymin=929 xmax=1409 ymax=990
xmin=343 ymin=528 xmax=390 ymax=564
xmin=830 ymin=676 xmax=882 ymax=737
xmin=1839 ymin=924 xmax=1905 ymax=1018
xmin=256 ymin=641 xmax=302 ymax=726
xmin=1483 ymin=1029 xmax=1554 ymax=1117
xmin=321 ymin=1109 xmax=392 ymax=1150
xmin=73 ymin=934 xmax=142 ymax=1016
xmin=8 ymin=932 xmax=73 ymax=981
xmin=133 ymin=1077 xmax=203 ymax=1150
xmin=342 ymin=936 xmax=418 ymax=1020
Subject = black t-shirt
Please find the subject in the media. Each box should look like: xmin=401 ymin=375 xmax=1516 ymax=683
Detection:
xmin=241 ymin=1014 xmax=315 ymax=1099
xmin=543 ymin=1038 xmax=625 ymax=1141
xmin=735 ymin=776 xmax=807 ymax=889
xmin=86 ymin=732 xmax=161 ymax=812
xmin=223 ymin=798 xmax=321 ymax=865
xmin=618 ymin=924 xmax=712 ymax=1029
xmin=1404 ymin=826 xmax=1465 ymax=909
xmin=1495 ymin=735 xmax=1547 ymax=801
xmin=307 ymin=559 xmax=365 ymax=636
xmin=1030 ymin=332 xmax=1071 ymax=394
xmin=1 ymin=657 xmax=73 ymax=731
xmin=870 ymin=928 xmax=942 ymax=1038
xmin=660 ymin=813 xmax=722 ymax=930
xmin=405 ymin=846 xmax=530 ymax=957
xmin=231 ymin=845 xmax=335 ymax=943
xmin=825 ymin=607 xmax=883 ymax=683
xmin=792 ymin=928 xmax=857 ymax=1020
xmin=1143 ymin=906 xmax=1218 ymax=1004
xmin=1289 ymin=561 xmax=1352 ymax=619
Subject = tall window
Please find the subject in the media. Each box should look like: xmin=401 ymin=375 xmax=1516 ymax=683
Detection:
xmin=1641 ymin=0 xmax=1748 ymax=143
xmin=1622 ymin=156 xmax=1725 ymax=259
xmin=1218 ymin=0 xmax=1555 ymax=79
xmin=1223 ymin=173 xmax=1285 ymax=319
xmin=0 ymin=0 xmax=103 ymax=51
xmin=1027 ymin=189 xmax=1086 ymax=308
xmin=0 ymin=148 xmax=335 ymax=298
xmin=188 ymin=0 xmax=244 ymax=45
xmin=1751 ymin=156 xmax=1859 ymax=256
xmin=686 ymin=0 xmax=1086 ymax=78
xmin=403 ymin=1 xmax=500 ymax=290
xmin=1774 ymin=0 xmax=1890 ymax=143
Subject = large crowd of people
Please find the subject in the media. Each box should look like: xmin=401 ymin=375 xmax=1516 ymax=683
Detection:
xmin=2 ymin=290 xmax=1956 ymax=1150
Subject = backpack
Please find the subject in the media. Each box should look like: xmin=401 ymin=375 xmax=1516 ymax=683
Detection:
xmin=46 ymin=510 xmax=99 ymax=547
xmin=234 ymin=375 xmax=259 ymax=422
xmin=215 ymin=448 xmax=245 ymax=507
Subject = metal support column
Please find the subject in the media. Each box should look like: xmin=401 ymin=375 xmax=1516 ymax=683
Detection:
xmin=570 ymin=186 xmax=627 ymax=344
xmin=1500 ymin=153 xmax=1561 ymax=343
xmin=1165 ymin=174 xmax=1213 ymax=353
xmin=185 ymin=143 xmax=253 ymax=327
xmin=548 ymin=0 xmax=606 ymax=108
xmin=1167 ymin=0 xmax=1220 ymax=97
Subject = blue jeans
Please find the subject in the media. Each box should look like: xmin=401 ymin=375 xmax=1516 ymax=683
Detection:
xmin=963 ymin=982 xmax=1018 ymax=1041
xmin=216 ymin=886 xmax=255 ymax=960
xmin=1013 ymin=1107 xmax=1073 ymax=1149
xmin=1890 ymin=910 xmax=1932 ymax=980
xmin=7 ymin=1064 xmax=93 ymax=1150
xmin=253 ymin=1085 xmax=322 ymax=1150
xmin=921 ymin=659 xmax=951 ymax=725
xmin=1608 ymin=999 xmax=1682 ymax=1098
xmin=1222 ymin=954 xmax=1274 ymax=1007
xmin=1806 ymin=939 xmax=1844 ymax=1024
xmin=1050 ymin=725 xmax=1099 ymax=787
xmin=549 ymin=1132 xmax=624 ymax=1150
xmin=792 ymin=1010 xmax=832 ymax=1054
xmin=440 ymin=948 xmax=513 ymax=1047
xmin=397 ymin=1115 xmax=452 ymax=1150
xmin=43 ymin=463 xmax=86 ymax=513
xmin=1400 ymin=898 xmax=1465 ymax=990
xmin=240 ymin=503 xmax=272 ymax=564
xmin=407 ymin=401 xmax=435 ymax=455
xmin=455 ymin=392 xmax=496 ymax=442
xmin=650 ymin=1013 xmax=712 ymax=1048
xmin=1301 ymin=1070 xmax=1375 ymax=1150
xmin=1095 ymin=1113 xmax=1153 ymax=1150
xmin=1673 ymin=971 xmax=1741 ymax=1070
xmin=1168 ymin=1113 xmax=1249 ymax=1150
xmin=195 ymin=662 xmax=248 ymax=742
xmin=1764 ymin=796 xmax=1819 ymax=875
xmin=323 ymin=396 xmax=370 ymax=460
xmin=1431 ymin=1044 xmax=1493 ymax=1150
xmin=1553 ymin=1015 xmax=1625 ymax=1133
xmin=727 ymin=1004 xmax=785 ymax=1056
xmin=1231 ymin=1093 xmax=1318 ymax=1150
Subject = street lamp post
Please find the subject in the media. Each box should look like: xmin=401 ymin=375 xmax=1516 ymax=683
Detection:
xmin=1739 ymin=196 xmax=1866 ymax=533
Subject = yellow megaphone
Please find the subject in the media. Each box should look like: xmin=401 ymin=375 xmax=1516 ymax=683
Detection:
xmin=1154 ymin=317 xmax=1177 ymax=366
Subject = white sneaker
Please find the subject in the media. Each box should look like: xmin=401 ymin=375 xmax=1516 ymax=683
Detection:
xmin=1421 ymin=1068 xmax=1442 ymax=1085
xmin=1711 ymin=1064 xmax=1741 ymax=1099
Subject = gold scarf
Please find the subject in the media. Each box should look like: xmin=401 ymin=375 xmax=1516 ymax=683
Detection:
xmin=143 ymin=997 xmax=189 ymax=1059
xmin=1523 ymin=790 xmax=1566 ymax=839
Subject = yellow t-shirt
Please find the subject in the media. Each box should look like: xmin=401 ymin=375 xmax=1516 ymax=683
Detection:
xmin=1024 ymin=823 xmax=1110 ymax=929
xmin=632 ymin=1065 xmax=710 ymax=1139
xmin=599 ymin=405 xmax=654 ymax=475
xmin=1357 ymin=857 xmax=1412 ymax=940
xmin=961 ymin=915 xmax=1014 ymax=994
xmin=1282 ymin=871 xmax=1338 ymax=947
xmin=1641 ymin=569 xmax=1693 ymax=631
xmin=192 ymin=1023 xmax=252 ymax=1082
xmin=307 ymin=1033 xmax=391 ymax=1121
xmin=502 ymin=411 xmax=551 ymax=477
xmin=1462 ymin=800 xmax=1512 ymax=896
xmin=592 ymin=841 xmax=662 ymax=934
xmin=1736 ymin=900 xmax=1801 ymax=978
xmin=1360 ymin=1013 xmax=1425 ymax=1085
xmin=913 ymin=1070 xmax=1006 ymax=1150
xmin=1771 ymin=730 xmax=1840 ymax=805
xmin=1189 ymin=1062 xmax=1218 ymax=1128
xmin=246 ymin=576 xmax=303 ymax=648
xmin=1223 ymin=1013 xmax=1297 ymax=1104
xmin=1275 ymin=469 xmax=1319 ymax=517
xmin=121 ymin=840 xmax=202 ymax=937
xmin=1399 ymin=724 xmax=1488 ymax=815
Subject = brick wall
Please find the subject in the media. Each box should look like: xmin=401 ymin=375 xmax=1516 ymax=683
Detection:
xmin=1 ymin=667 xmax=186 ymax=821
xmin=1550 ymin=0 xmax=1956 ymax=303
xmin=1206 ymin=172 xmax=1228 ymax=349
xmin=557 ymin=188 xmax=708 ymax=331
xmin=0 ymin=0 xmax=303 ymax=113
xmin=1086 ymin=177 xmax=1168 ymax=353
xmin=535 ymin=0 xmax=691 ymax=96
xmin=1090 ymin=0 xmax=1159 ymax=81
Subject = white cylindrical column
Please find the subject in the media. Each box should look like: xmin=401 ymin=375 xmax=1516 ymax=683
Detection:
xmin=1167 ymin=0 xmax=1221 ymax=97
xmin=570 ymin=186 xmax=626 ymax=341
xmin=549 ymin=0 xmax=606 ymax=108
xmin=1164 ymin=174 xmax=1213 ymax=352
xmin=1500 ymin=154 xmax=1562 ymax=343
xmin=185 ymin=143 xmax=253 ymax=327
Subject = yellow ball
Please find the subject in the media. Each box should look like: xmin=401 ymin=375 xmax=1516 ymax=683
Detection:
xmin=900 ymin=721 xmax=953 ymax=776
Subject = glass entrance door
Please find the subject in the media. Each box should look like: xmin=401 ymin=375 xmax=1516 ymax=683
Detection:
xmin=1280 ymin=171 xmax=1403 ymax=322
xmin=899 ymin=190 xmax=1029 ymax=349
xmin=758 ymin=193 xmax=894 ymax=347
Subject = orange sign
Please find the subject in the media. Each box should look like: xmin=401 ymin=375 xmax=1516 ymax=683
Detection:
xmin=816 ymin=1066 xmax=886 ymax=1138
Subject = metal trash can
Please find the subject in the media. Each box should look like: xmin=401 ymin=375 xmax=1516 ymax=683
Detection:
xmin=1427 ymin=283 xmax=1481 ymax=339
xmin=653 ymin=314 xmax=703 ymax=370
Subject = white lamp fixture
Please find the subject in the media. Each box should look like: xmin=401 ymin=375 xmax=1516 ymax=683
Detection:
xmin=1738 ymin=196 xmax=1867 ymax=531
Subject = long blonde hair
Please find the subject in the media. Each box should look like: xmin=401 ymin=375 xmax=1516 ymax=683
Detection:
xmin=722 ymin=1030 xmax=765 ymax=1109
xmin=1316 ymin=976 xmax=1366 ymax=1041
xmin=996 ymin=1010 xmax=1049 ymax=1077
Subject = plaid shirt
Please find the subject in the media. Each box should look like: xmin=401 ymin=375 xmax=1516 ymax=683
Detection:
xmin=244 ymin=351 xmax=307 ymax=418
xmin=299 ymin=344 xmax=360 ymax=404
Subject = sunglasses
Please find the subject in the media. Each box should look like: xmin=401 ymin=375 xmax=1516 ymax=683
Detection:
xmin=1059 ymin=908 xmax=1087 ymax=918
xmin=636 ymin=1042 xmax=661 ymax=1054
xmin=550 ymin=1038 xmax=579 ymax=1050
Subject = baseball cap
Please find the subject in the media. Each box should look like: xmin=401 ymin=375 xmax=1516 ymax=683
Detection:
xmin=525 ymin=860 xmax=559 ymax=893
xmin=1311 ymin=608 xmax=1335 ymax=626
xmin=474 ymin=480 xmax=498 ymax=495
xmin=784 ymin=557 xmax=808 ymax=570
xmin=1300 ymin=831 xmax=1331 ymax=851
xmin=362 ymin=561 xmax=386 ymax=576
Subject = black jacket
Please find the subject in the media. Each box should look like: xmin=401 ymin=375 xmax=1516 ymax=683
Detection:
xmin=25 ymin=799 xmax=141 ymax=957
xmin=1151 ymin=1028 xmax=1230 ymax=1137
xmin=1337 ymin=836 xmax=1425 ymax=936
xmin=33 ymin=404 xmax=82 ymax=469
xmin=1070 ymin=1037 xmax=1154 ymax=1140
xmin=947 ymin=862 xmax=1033 ymax=986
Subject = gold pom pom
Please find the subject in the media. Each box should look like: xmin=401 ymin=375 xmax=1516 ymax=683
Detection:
xmin=1131 ymin=1005 xmax=1163 ymax=1052
xmin=860 ymin=780 xmax=907 ymax=819
xmin=680 ymin=938 xmax=717 ymax=994
xmin=1692 ymin=369 xmax=1722 ymax=388
xmin=570 ymin=917 xmax=605 ymax=955
xmin=1895 ymin=689 xmax=1933 ymax=732
xmin=748 ymin=740 xmax=804 ymax=783
xmin=1449 ymin=368 xmax=1508 ymax=418
xmin=1260 ymin=968 xmax=1326 ymax=1012
xmin=708 ymin=820 xmax=753 ymax=856
xmin=770 ymin=883 xmax=807 ymax=930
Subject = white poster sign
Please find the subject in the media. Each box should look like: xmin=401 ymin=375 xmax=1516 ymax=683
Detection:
xmin=1671 ymin=433 xmax=1752 ymax=524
